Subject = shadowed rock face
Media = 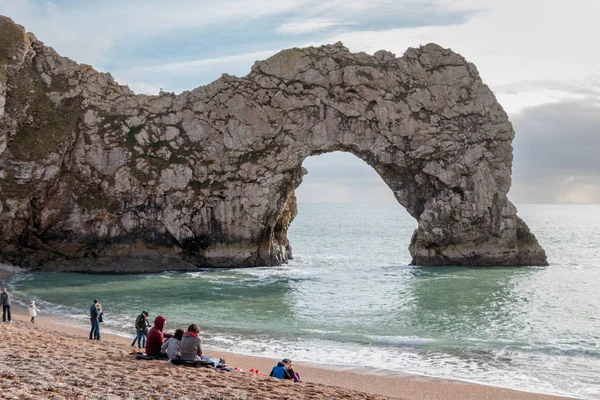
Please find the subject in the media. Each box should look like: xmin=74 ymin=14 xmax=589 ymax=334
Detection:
xmin=0 ymin=16 xmax=547 ymax=273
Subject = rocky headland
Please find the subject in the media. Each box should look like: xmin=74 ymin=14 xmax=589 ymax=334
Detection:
xmin=0 ymin=16 xmax=547 ymax=272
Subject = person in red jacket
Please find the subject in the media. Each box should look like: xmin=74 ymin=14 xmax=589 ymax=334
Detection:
xmin=145 ymin=315 xmax=173 ymax=358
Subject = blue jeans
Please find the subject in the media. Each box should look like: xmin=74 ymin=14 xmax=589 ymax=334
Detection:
xmin=131 ymin=329 xmax=147 ymax=348
xmin=89 ymin=318 xmax=100 ymax=340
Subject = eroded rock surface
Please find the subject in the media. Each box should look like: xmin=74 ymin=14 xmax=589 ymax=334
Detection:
xmin=0 ymin=16 xmax=547 ymax=272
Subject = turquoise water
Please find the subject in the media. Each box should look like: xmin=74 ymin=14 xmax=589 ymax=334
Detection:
xmin=5 ymin=204 xmax=600 ymax=399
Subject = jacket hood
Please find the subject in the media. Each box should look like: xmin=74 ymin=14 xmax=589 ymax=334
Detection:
xmin=153 ymin=315 xmax=167 ymax=331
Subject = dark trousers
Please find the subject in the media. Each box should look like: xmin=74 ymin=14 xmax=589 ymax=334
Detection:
xmin=89 ymin=318 xmax=100 ymax=340
xmin=2 ymin=305 xmax=10 ymax=322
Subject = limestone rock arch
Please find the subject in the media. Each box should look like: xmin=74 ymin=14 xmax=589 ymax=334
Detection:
xmin=0 ymin=16 xmax=547 ymax=272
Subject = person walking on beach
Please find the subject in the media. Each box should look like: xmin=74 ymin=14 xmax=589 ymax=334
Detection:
xmin=1 ymin=287 xmax=10 ymax=323
xmin=27 ymin=300 xmax=40 ymax=323
xmin=131 ymin=311 xmax=150 ymax=350
xmin=145 ymin=315 xmax=173 ymax=358
xmin=179 ymin=324 xmax=203 ymax=362
xmin=89 ymin=299 xmax=101 ymax=341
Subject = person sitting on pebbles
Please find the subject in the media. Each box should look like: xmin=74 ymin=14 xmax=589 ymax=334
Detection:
xmin=145 ymin=315 xmax=173 ymax=359
xmin=161 ymin=328 xmax=184 ymax=360
xmin=270 ymin=358 xmax=300 ymax=382
xmin=179 ymin=324 xmax=203 ymax=362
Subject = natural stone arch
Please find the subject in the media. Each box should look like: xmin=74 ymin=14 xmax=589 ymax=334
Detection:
xmin=0 ymin=16 xmax=547 ymax=272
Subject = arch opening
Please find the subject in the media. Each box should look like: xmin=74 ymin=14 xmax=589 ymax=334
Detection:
xmin=288 ymin=151 xmax=417 ymax=266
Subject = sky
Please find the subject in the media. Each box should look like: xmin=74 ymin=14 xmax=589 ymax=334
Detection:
xmin=0 ymin=0 xmax=598 ymax=204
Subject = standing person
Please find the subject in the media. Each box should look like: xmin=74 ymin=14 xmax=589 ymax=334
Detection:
xmin=131 ymin=311 xmax=150 ymax=349
xmin=1 ymin=287 xmax=10 ymax=323
xmin=89 ymin=299 xmax=101 ymax=341
xmin=96 ymin=301 xmax=104 ymax=323
xmin=179 ymin=324 xmax=203 ymax=361
xmin=145 ymin=315 xmax=173 ymax=358
xmin=27 ymin=300 xmax=40 ymax=323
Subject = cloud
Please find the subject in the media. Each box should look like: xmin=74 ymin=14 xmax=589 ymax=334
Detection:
xmin=509 ymin=99 xmax=600 ymax=203
xmin=316 ymin=0 xmax=600 ymax=112
xmin=112 ymin=50 xmax=277 ymax=94
xmin=123 ymin=50 xmax=277 ymax=74
xmin=0 ymin=0 xmax=310 ymax=65
xmin=275 ymin=18 xmax=349 ymax=35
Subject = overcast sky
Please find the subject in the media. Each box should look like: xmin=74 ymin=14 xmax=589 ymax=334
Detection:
xmin=1 ymin=0 xmax=598 ymax=204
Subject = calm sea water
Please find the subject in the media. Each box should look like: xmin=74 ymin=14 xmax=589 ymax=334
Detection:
xmin=4 ymin=203 xmax=600 ymax=399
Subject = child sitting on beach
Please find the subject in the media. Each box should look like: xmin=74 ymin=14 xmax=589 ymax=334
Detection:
xmin=161 ymin=328 xmax=184 ymax=359
xmin=270 ymin=358 xmax=300 ymax=382
xmin=27 ymin=300 xmax=39 ymax=323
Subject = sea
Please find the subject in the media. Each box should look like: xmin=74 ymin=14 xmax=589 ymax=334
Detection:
xmin=3 ymin=203 xmax=599 ymax=399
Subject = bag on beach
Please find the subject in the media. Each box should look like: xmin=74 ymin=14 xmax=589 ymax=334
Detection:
xmin=98 ymin=311 xmax=103 ymax=323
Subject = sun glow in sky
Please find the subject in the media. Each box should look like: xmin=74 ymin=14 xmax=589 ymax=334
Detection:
xmin=1 ymin=0 xmax=598 ymax=203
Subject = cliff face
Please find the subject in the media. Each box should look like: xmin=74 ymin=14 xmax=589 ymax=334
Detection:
xmin=0 ymin=16 xmax=547 ymax=272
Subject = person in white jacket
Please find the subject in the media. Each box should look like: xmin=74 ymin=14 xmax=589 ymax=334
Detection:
xmin=28 ymin=300 xmax=40 ymax=323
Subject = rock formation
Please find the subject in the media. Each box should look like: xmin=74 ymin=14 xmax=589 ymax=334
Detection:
xmin=0 ymin=16 xmax=547 ymax=272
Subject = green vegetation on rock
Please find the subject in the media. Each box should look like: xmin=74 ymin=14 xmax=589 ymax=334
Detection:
xmin=6 ymin=65 xmax=83 ymax=160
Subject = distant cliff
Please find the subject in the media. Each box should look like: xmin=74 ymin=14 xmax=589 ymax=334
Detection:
xmin=0 ymin=16 xmax=546 ymax=272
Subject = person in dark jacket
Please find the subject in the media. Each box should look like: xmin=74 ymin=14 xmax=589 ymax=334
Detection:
xmin=89 ymin=299 xmax=100 ymax=340
xmin=270 ymin=358 xmax=300 ymax=382
xmin=145 ymin=315 xmax=173 ymax=358
xmin=1 ymin=287 xmax=10 ymax=323
xmin=131 ymin=311 xmax=150 ymax=349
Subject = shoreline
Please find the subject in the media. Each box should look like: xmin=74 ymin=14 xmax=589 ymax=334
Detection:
xmin=0 ymin=268 xmax=575 ymax=399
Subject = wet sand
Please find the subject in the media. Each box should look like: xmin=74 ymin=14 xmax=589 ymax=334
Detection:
xmin=0 ymin=269 xmax=575 ymax=399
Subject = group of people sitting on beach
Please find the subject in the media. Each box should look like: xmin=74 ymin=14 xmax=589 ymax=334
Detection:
xmin=141 ymin=314 xmax=204 ymax=362
xmin=125 ymin=307 xmax=299 ymax=381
